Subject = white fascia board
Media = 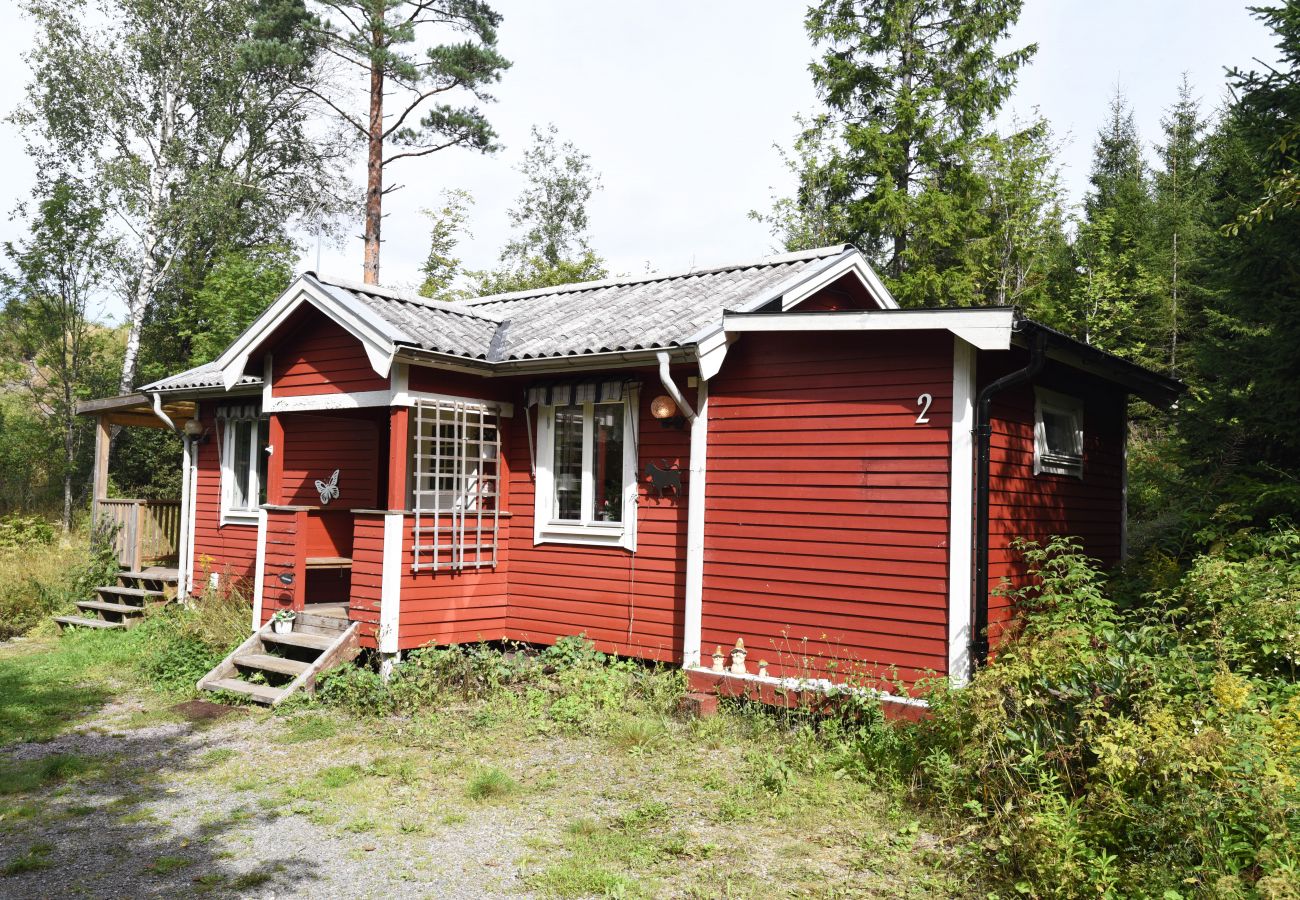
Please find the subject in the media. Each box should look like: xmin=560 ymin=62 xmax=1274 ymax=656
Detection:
xmin=724 ymin=309 xmax=1016 ymax=351
xmin=215 ymin=277 xmax=404 ymax=391
xmin=264 ymin=390 xmax=394 ymax=413
xmin=780 ymin=252 xmax=900 ymax=311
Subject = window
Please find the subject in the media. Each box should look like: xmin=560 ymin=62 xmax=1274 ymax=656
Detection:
xmin=534 ymin=392 xmax=638 ymax=550
xmin=410 ymin=399 xmax=500 ymax=571
xmin=220 ymin=411 xmax=268 ymax=524
xmin=1034 ymin=387 xmax=1084 ymax=478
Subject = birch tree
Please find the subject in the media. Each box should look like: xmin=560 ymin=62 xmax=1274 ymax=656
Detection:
xmin=15 ymin=0 xmax=349 ymax=394
xmin=0 ymin=177 xmax=119 ymax=529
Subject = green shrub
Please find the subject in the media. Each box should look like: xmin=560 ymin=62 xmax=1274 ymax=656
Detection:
xmin=0 ymin=514 xmax=55 ymax=549
xmin=317 ymin=635 xmax=685 ymax=736
xmin=837 ymin=534 xmax=1300 ymax=898
xmin=133 ymin=584 xmax=251 ymax=693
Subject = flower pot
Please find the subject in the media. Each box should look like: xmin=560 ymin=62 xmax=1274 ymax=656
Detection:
xmin=272 ymin=618 xmax=294 ymax=635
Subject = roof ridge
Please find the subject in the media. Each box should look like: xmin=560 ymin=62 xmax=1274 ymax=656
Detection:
xmin=460 ymin=244 xmax=851 ymax=307
xmin=307 ymin=273 xmax=504 ymax=323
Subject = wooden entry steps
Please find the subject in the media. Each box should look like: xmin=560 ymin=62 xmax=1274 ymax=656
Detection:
xmin=197 ymin=611 xmax=360 ymax=706
xmin=54 ymin=568 xmax=177 ymax=631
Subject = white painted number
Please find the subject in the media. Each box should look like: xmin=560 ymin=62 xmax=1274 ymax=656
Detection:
xmin=915 ymin=393 xmax=933 ymax=425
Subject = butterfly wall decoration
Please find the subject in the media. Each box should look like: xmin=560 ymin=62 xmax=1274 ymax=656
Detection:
xmin=315 ymin=469 xmax=341 ymax=505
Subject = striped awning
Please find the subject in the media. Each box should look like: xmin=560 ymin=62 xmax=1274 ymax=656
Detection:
xmin=526 ymin=378 xmax=636 ymax=408
xmin=214 ymin=402 xmax=261 ymax=420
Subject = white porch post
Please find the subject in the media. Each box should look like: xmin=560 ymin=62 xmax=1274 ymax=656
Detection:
xmin=379 ymin=511 xmax=403 ymax=679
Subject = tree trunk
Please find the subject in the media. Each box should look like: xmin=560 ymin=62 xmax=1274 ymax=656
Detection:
xmin=62 ymin=423 xmax=74 ymax=533
xmin=363 ymin=33 xmax=384 ymax=285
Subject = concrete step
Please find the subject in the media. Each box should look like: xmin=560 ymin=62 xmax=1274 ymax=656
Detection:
xmin=54 ymin=616 xmax=124 ymax=630
xmin=234 ymin=653 xmax=310 ymax=677
xmin=76 ymin=600 xmax=146 ymax=618
xmin=205 ymin=677 xmax=285 ymax=705
xmin=262 ymin=631 xmax=333 ymax=652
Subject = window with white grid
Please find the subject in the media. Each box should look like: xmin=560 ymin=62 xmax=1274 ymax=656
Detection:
xmin=411 ymin=399 xmax=500 ymax=571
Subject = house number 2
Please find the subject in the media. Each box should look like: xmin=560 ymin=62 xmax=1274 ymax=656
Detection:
xmin=915 ymin=393 xmax=933 ymax=425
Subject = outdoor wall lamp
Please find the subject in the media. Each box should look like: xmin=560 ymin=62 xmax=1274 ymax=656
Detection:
xmin=650 ymin=394 xmax=686 ymax=430
xmin=182 ymin=418 xmax=209 ymax=443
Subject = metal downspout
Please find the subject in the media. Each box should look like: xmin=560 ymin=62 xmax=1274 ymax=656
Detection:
xmin=971 ymin=328 xmax=1047 ymax=672
xmin=656 ymin=351 xmax=696 ymax=423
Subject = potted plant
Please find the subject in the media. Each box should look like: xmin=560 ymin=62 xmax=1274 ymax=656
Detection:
xmin=271 ymin=608 xmax=296 ymax=634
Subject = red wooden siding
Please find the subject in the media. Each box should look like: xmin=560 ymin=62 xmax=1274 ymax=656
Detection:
xmin=702 ymin=332 xmax=956 ymax=687
xmin=277 ymin=411 xmax=382 ymax=509
xmin=981 ymin=354 xmax=1126 ymax=646
xmin=350 ymin=513 xmax=385 ymax=647
xmin=258 ymin=507 xmax=302 ymax=625
xmin=502 ymin=368 xmax=689 ymax=662
xmin=188 ymin=404 xmax=258 ymax=591
xmin=791 ymin=271 xmax=882 ymax=311
xmin=270 ymin=307 xmax=388 ymax=397
xmin=399 ymin=512 xmax=511 ymax=648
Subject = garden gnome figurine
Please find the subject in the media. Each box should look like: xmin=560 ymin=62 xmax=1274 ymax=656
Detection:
xmin=711 ymin=646 xmax=726 ymax=672
xmin=757 ymin=659 xmax=769 ymax=678
xmin=730 ymin=638 xmax=747 ymax=675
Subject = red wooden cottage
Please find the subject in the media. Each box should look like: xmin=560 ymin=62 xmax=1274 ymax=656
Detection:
xmin=78 ymin=245 xmax=1181 ymax=706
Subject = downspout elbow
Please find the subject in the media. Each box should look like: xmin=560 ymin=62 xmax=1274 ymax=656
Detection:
xmin=656 ymin=351 xmax=696 ymax=423
xmin=149 ymin=392 xmax=178 ymax=432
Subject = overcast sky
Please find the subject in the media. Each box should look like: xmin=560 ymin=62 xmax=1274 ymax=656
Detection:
xmin=0 ymin=1 xmax=1282 ymax=319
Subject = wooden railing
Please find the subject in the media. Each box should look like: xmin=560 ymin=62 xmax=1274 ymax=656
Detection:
xmin=94 ymin=499 xmax=182 ymax=570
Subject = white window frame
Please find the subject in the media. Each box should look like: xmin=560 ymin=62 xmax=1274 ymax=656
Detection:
xmin=220 ymin=416 xmax=265 ymax=525
xmin=534 ymin=390 xmax=639 ymax=551
xmin=1033 ymin=387 xmax=1084 ymax=478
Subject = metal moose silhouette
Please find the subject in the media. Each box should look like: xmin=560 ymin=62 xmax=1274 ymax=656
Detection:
xmin=644 ymin=459 xmax=683 ymax=498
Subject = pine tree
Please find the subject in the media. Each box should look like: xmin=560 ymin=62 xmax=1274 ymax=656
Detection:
xmin=793 ymin=0 xmax=1036 ymax=306
xmin=296 ymin=0 xmax=510 ymax=285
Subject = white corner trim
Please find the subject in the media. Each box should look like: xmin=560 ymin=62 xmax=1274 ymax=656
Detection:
xmin=176 ymin=435 xmax=193 ymax=602
xmin=215 ymin=279 xmax=401 ymax=390
xmin=947 ymin=338 xmax=976 ymax=687
xmin=724 ymin=308 xmax=1015 ymax=350
xmin=262 ymin=355 xmax=273 ymax=408
xmin=264 ymin=390 xmax=394 ymax=413
xmin=251 ymin=508 xmax=268 ymax=632
xmin=780 ymin=252 xmax=899 ymax=311
xmin=379 ymin=512 xmax=403 ymax=654
xmin=681 ymin=377 xmax=709 ymax=668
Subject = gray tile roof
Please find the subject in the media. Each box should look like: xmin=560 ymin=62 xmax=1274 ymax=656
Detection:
xmin=319 ymin=244 xmax=850 ymax=363
xmin=141 ymin=363 xmax=260 ymax=393
xmin=141 ymin=245 xmax=851 ymax=392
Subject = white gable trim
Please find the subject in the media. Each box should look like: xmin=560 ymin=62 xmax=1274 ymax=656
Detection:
xmin=215 ymin=277 xmax=404 ymax=391
xmin=779 ymin=252 xmax=900 ymax=311
xmin=722 ymin=309 xmax=1016 ymax=351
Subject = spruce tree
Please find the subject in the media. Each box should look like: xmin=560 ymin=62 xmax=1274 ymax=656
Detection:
xmin=1151 ymin=77 xmax=1210 ymax=375
xmin=796 ymin=0 xmax=1036 ymax=306
xmin=1073 ymin=89 xmax=1161 ymax=362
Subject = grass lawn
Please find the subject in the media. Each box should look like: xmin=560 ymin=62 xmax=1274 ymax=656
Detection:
xmin=0 ymin=628 xmax=975 ymax=898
